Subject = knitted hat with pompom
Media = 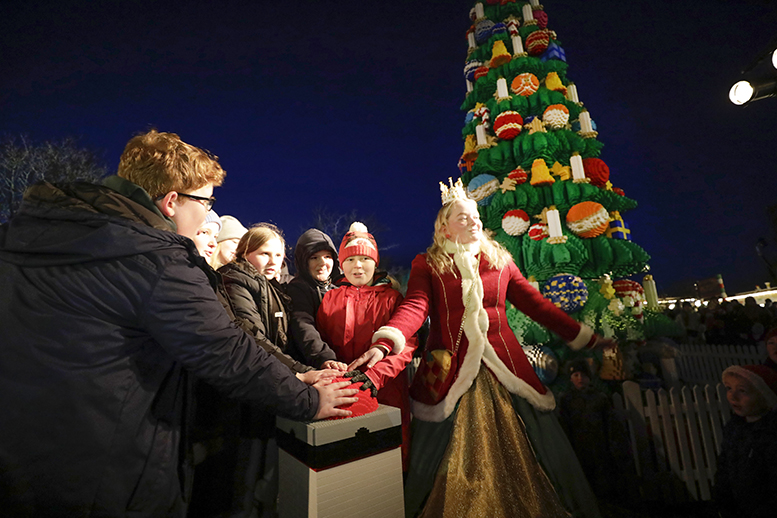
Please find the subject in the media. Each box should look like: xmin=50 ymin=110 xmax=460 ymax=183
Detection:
xmin=338 ymin=222 xmax=379 ymax=267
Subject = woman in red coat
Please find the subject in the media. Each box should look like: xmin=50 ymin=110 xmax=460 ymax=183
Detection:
xmin=350 ymin=185 xmax=613 ymax=518
xmin=316 ymin=222 xmax=416 ymax=470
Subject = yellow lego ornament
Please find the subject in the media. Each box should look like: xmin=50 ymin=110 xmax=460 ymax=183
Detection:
xmin=599 ymin=274 xmax=615 ymax=299
xmin=490 ymin=40 xmax=512 ymax=68
xmin=530 ymin=159 xmax=555 ymax=186
xmin=544 ymin=71 xmax=567 ymax=94
xmin=549 ymin=161 xmax=571 ymax=181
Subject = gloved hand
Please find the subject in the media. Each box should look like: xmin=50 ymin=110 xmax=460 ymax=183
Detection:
xmin=343 ymin=370 xmax=378 ymax=398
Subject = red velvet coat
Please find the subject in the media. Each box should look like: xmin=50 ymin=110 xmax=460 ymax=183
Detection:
xmin=373 ymin=247 xmax=594 ymax=422
xmin=317 ymin=279 xmax=417 ymax=469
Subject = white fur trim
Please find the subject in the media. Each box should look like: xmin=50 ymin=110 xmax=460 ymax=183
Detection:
xmin=349 ymin=221 xmax=368 ymax=233
xmin=568 ymin=324 xmax=594 ymax=351
xmin=410 ymin=244 xmax=555 ymax=422
xmin=372 ymin=326 xmax=406 ymax=355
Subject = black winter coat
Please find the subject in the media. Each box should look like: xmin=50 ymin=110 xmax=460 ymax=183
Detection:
xmin=286 ymin=229 xmax=339 ymax=367
xmin=218 ymin=258 xmax=310 ymax=374
xmin=0 ymin=179 xmax=318 ymax=517
xmin=713 ymin=409 xmax=777 ymax=518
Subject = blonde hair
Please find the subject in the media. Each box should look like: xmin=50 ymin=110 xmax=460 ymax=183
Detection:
xmin=426 ymin=198 xmax=512 ymax=275
xmin=117 ymin=129 xmax=226 ymax=199
xmin=209 ymin=240 xmax=235 ymax=270
xmin=235 ymin=223 xmax=285 ymax=260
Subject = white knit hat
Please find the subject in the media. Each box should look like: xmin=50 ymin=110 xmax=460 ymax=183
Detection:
xmin=203 ymin=211 xmax=221 ymax=232
xmin=217 ymin=215 xmax=247 ymax=243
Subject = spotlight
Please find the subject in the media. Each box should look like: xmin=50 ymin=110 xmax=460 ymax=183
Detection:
xmin=729 ymin=77 xmax=777 ymax=105
xmin=773 ymin=49 xmax=777 ymax=70
xmin=729 ymin=81 xmax=754 ymax=105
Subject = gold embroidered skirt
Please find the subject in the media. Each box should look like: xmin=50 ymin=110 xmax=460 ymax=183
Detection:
xmin=419 ymin=365 xmax=571 ymax=518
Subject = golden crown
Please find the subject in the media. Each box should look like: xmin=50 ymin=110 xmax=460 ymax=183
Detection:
xmin=439 ymin=177 xmax=468 ymax=205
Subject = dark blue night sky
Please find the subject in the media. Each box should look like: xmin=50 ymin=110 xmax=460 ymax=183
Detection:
xmin=3 ymin=0 xmax=776 ymax=296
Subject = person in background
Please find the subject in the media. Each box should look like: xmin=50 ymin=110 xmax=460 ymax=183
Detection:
xmin=350 ymin=188 xmax=613 ymax=518
xmin=558 ymin=359 xmax=635 ymax=507
xmin=192 ymin=210 xmax=221 ymax=262
xmin=315 ymin=222 xmax=417 ymax=471
xmin=0 ymin=129 xmax=356 ymax=516
xmin=188 ymin=210 xmax=243 ymax=518
xmin=714 ymin=364 xmax=777 ymax=518
xmin=704 ymin=298 xmax=726 ymax=345
xmin=286 ymin=228 xmax=346 ymax=370
xmin=211 ymin=214 xmax=247 ymax=269
xmin=675 ymin=301 xmax=703 ymax=344
xmin=763 ymin=327 xmax=777 ymax=371
xmin=218 ymin=223 xmax=341 ymax=517
xmin=276 ymin=259 xmax=294 ymax=285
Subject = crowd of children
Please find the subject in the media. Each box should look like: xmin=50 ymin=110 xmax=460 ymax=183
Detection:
xmin=186 ymin=212 xmax=414 ymax=515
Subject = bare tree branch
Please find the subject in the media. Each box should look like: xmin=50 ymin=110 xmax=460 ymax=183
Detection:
xmin=0 ymin=135 xmax=108 ymax=222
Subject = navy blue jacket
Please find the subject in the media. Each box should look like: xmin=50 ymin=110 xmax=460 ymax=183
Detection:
xmin=713 ymin=409 xmax=777 ymax=518
xmin=0 ymin=180 xmax=318 ymax=517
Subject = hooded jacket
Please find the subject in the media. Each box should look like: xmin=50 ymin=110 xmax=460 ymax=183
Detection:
xmin=0 ymin=179 xmax=318 ymax=517
xmin=286 ymin=229 xmax=340 ymax=367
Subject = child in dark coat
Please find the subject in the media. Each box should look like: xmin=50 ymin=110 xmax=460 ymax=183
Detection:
xmin=558 ymin=359 xmax=635 ymax=503
xmin=714 ymin=364 xmax=777 ymax=518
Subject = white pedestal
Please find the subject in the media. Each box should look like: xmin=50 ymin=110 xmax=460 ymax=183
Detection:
xmin=276 ymin=405 xmax=404 ymax=518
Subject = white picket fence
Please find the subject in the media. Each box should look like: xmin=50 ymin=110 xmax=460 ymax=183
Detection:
xmin=672 ymin=343 xmax=766 ymax=385
xmin=612 ymin=380 xmax=730 ymax=502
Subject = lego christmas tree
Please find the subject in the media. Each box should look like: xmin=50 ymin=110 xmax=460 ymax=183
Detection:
xmin=457 ymin=0 xmax=675 ymax=383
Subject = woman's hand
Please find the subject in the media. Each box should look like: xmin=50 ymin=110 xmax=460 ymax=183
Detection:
xmin=296 ymin=368 xmax=341 ymax=385
xmin=321 ymin=360 xmax=348 ymax=372
xmin=347 ymin=347 xmax=385 ymax=371
xmin=313 ymin=379 xmax=359 ymax=420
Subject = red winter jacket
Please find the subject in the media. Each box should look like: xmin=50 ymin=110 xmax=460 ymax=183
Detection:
xmin=316 ymin=275 xmax=417 ymax=469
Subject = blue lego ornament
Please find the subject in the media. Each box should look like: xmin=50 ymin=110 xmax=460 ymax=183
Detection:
xmin=522 ymin=345 xmax=560 ymax=384
xmin=606 ymin=212 xmax=631 ymax=240
xmin=540 ymin=41 xmax=567 ymax=62
xmin=466 ymin=174 xmax=499 ymax=206
xmin=542 ymin=273 xmax=589 ymax=313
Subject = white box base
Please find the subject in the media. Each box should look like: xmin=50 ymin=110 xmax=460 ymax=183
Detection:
xmin=278 ymin=446 xmax=403 ymax=518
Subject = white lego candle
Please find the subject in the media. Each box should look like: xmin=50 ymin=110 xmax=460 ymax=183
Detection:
xmin=579 ymin=111 xmax=593 ymax=133
xmin=547 ymin=207 xmax=563 ymax=238
xmin=476 ymin=125 xmax=488 ymax=147
xmin=496 ymin=78 xmax=509 ymax=98
xmin=643 ymin=275 xmax=659 ymax=310
xmin=511 ymin=35 xmax=524 ymax=55
xmin=567 ymin=83 xmax=579 ymax=103
xmin=570 ymin=153 xmax=585 ymax=181
xmin=522 ymin=4 xmax=534 ymax=22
